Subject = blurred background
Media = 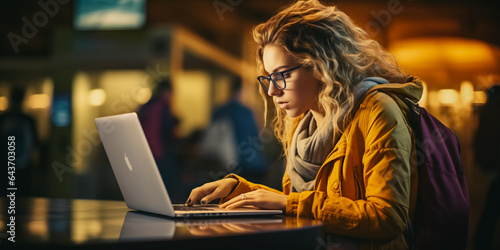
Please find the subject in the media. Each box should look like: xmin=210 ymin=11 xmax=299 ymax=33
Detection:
xmin=0 ymin=0 xmax=499 ymax=247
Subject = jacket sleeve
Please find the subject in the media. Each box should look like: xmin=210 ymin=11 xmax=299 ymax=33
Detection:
xmin=286 ymin=94 xmax=413 ymax=240
xmin=219 ymin=173 xmax=283 ymax=203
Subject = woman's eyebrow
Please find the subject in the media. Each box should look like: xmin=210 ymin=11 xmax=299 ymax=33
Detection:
xmin=271 ymin=65 xmax=290 ymax=73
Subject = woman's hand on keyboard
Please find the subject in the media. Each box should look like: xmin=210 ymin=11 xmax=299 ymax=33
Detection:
xmin=185 ymin=178 xmax=239 ymax=206
xmin=219 ymin=189 xmax=287 ymax=210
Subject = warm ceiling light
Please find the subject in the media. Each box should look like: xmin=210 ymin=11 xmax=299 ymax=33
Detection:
xmin=88 ymin=89 xmax=106 ymax=106
xmin=389 ymin=37 xmax=498 ymax=71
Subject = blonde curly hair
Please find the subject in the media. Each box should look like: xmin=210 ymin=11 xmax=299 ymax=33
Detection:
xmin=253 ymin=0 xmax=406 ymax=155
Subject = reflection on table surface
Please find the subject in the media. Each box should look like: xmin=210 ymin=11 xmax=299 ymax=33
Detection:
xmin=119 ymin=211 xmax=288 ymax=241
xmin=0 ymin=197 xmax=323 ymax=248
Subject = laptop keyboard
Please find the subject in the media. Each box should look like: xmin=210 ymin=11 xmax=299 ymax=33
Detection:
xmin=173 ymin=205 xmax=214 ymax=211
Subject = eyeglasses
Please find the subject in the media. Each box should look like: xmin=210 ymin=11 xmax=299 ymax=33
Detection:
xmin=257 ymin=65 xmax=302 ymax=92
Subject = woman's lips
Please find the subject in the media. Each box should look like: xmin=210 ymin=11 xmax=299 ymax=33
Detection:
xmin=277 ymin=101 xmax=288 ymax=109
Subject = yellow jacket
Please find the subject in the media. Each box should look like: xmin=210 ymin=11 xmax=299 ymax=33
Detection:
xmin=221 ymin=76 xmax=423 ymax=249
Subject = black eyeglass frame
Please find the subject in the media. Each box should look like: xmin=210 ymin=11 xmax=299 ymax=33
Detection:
xmin=257 ymin=65 xmax=302 ymax=92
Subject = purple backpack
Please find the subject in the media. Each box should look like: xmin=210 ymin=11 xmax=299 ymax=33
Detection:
xmin=404 ymin=98 xmax=470 ymax=250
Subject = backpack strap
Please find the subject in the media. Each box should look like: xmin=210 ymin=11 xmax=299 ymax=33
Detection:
xmin=403 ymin=97 xmax=421 ymax=130
xmin=405 ymin=218 xmax=416 ymax=250
xmin=401 ymin=97 xmax=420 ymax=250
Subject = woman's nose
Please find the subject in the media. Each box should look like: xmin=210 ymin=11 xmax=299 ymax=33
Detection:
xmin=267 ymin=81 xmax=282 ymax=96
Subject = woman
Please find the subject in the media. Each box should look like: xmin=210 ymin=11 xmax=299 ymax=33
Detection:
xmin=186 ymin=0 xmax=422 ymax=248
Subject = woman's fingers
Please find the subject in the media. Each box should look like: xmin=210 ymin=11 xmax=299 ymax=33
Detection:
xmin=185 ymin=178 xmax=239 ymax=206
xmin=185 ymin=183 xmax=216 ymax=205
xmin=220 ymin=189 xmax=287 ymax=210
xmin=225 ymin=200 xmax=251 ymax=209
xmin=199 ymin=186 xmax=222 ymax=205
xmin=220 ymin=193 xmax=249 ymax=208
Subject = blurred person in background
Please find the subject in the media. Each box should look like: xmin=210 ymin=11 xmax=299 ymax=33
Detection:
xmin=473 ymin=85 xmax=500 ymax=250
xmin=137 ymin=78 xmax=182 ymax=202
xmin=199 ymin=76 xmax=269 ymax=183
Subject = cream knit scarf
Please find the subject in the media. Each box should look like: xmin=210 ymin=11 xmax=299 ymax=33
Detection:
xmin=288 ymin=77 xmax=388 ymax=192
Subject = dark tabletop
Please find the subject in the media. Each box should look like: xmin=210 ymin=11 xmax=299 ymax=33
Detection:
xmin=0 ymin=197 xmax=324 ymax=249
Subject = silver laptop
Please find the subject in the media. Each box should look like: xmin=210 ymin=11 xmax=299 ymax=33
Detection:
xmin=95 ymin=112 xmax=282 ymax=217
